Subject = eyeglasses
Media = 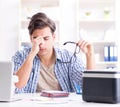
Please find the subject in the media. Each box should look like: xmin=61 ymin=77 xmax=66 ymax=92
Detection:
xmin=61 ymin=41 xmax=80 ymax=63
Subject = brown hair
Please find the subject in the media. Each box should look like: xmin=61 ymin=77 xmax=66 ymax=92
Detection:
xmin=28 ymin=12 xmax=56 ymax=35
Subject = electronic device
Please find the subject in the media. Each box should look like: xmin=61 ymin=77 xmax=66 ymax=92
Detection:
xmin=82 ymin=70 xmax=120 ymax=103
xmin=0 ymin=61 xmax=20 ymax=102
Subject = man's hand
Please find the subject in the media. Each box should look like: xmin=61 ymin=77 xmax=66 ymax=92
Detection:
xmin=31 ymin=36 xmax=43 ymax=55
xmin=77 ymin=39 xmax=95 ymax=69
xmin=77 ymin=39 xmax=93 ymax=55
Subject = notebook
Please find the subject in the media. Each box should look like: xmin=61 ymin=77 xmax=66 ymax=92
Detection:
xmin=0 ymin=61 xmax=20 ymax=102
xmin=41 ymin=90 xmax=69 ymax=97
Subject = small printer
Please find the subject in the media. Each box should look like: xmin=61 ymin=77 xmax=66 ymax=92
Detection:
xmin=82 ymin=70 xmax=120 ymax=103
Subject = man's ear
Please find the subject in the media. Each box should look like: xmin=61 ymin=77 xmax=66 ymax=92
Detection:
xmin=30 ymin=36 xmax=32 ymax=41
xmin=53 ymin=33 xmax=56 ymax=40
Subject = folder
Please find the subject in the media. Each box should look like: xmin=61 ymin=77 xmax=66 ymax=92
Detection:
xmin=109 ymin=46 xmax=114 ymax=61
xmin=113 ymin=46 xmax=118 ymax=61
xmin=104 ymin=46 xmax=109 ymax=61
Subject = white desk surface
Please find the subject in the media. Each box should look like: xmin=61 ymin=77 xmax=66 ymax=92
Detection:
xmin=0 ymin=93 xmax=120 ymax=107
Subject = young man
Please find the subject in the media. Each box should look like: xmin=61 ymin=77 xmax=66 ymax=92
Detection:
xmin=12 ymin=12 xmax=95 ymax=93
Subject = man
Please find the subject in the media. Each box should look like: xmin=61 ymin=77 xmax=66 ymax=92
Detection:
xmin=12 ymin=12 xmax=95 ymax=93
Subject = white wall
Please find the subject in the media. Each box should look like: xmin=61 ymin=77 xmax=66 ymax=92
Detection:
xmin=59 ymin=0 xmax=78 ymax=44
xmin=0 ymin=0 xmax=120 ymax=61
xmin=0 ymin=0 xmax=20 ymax=61
xmin=115 ymin=0 xmax=120 ymax=67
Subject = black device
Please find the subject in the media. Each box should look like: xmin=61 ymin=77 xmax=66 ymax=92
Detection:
xmin=82 ymin=70 xmax=120 ymax=103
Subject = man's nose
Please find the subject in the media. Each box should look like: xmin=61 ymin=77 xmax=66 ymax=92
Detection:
xmin=40 ymin=38 xmax=44 ymax=45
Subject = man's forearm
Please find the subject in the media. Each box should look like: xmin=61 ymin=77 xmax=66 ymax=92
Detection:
xmin=86 ymin=52 xmax=96 ymax=70
xmin=15 ymin=51 xmax=36 ymax=88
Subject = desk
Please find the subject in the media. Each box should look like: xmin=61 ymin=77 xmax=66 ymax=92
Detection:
xmin=0 ymin=93 xmax=120 ymax=107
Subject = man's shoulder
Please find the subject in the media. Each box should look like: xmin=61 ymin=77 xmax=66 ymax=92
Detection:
xmin=54 ymin=47 xmax=73 ymax=60
xmin=15 ymin=45 xmax=31 ymax=56
xmin=54 ymin=47 xmax=70 ymax=54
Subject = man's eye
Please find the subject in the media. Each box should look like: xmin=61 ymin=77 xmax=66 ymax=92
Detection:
xmin=44 ymin=37 xmax=49 ymax=40
xmin=33 ymin=37 xmax=37 ymax=39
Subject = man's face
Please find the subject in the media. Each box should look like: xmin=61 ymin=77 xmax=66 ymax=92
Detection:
xmin=30 ymin=27 xmax=55 ymax=56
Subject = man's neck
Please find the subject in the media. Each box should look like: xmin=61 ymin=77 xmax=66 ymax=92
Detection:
xmin=38 ymin=49 xmax=56 ymax=67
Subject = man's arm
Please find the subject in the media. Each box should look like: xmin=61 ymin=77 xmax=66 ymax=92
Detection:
xmin=85 ymin=46 xmax=95 ymax=69
xmin=15 ymin=36 xmax=42 ymax=88
xmin=77 ymin=40 xmax=96 ymax=70
xmin=15 ymin=51 xmax=36 ymax=89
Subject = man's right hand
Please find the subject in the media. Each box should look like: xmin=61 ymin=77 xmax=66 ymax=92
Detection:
xmin=31 ymin=36 xmax=42 ymax=56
